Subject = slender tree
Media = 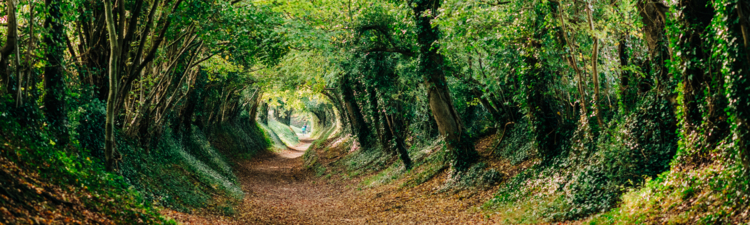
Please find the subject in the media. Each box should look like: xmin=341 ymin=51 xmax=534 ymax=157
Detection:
xmin=103 ymin=0 xmax=121 ymax=171
xmin=586 ymin=2 xmax=603 ymax=127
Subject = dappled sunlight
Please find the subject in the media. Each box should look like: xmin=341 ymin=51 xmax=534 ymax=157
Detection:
xmin=1 ymin=0 xmax=749 ymax=224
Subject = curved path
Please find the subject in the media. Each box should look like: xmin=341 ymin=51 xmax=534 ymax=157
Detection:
xmin=165 ymin=134 xmax=494 ymax=224
xmin=165 ymin=135 xmax=362 ymax=224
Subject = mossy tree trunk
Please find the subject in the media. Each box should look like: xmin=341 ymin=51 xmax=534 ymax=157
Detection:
xmin=720 ymin=0 xmax=750 ymax=167
xmin=586 ymin=5 xmax=603 ymax=127
xmin=368 ymin=86 xmax=390 ymax=153
xmin=43 ymin=0 xmax=70 ymax=147
xmin=323 ymin=89 xmax=350 ymax=133
xmin=259 ymin=101 xmax=269 ymax=124
xmin=383 ymin=102 xmax=412 ymax=169
xmin=618 ymin=35 xmax=637 ymax=113
xmin=524 ymin=1 xmax=566 ymax=161
xmin=341 ymin=75 xmax=372 ymax=149
xmin=248 ymin=90 xmax=262 ymax=124
xmin=676 ymin=0 xmax=729 ymax=147
xmin=412 ymin=0 xmax=478 ymax=170
xmin=0 ymin=0 xmax=17 ymax=95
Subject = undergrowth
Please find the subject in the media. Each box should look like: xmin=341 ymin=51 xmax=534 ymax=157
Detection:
xmin=117 ymin=127 xmax=244 ymax=213
xmin=303 ymin=123 xmax=339 ymax=174
xmin=587 ymin=143 xmax=750 ymax=224
xmin=0 ymin=99 xmax=273 ymax=223
xmin=0 ymin=104 xmax=172 ymax=224
xmin=478 ymin=94 xmax=721 ymax=223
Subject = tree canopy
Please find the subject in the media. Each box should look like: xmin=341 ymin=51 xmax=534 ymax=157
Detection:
xmin=1 ymin=0 xmax=750 ymax=223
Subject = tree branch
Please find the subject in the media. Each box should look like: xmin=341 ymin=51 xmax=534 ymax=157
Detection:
xmin=364 ymin=46 xmax=414 ymax=57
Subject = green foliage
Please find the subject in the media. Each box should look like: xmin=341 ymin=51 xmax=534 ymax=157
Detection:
xmin=0 ymin=104 xmax=167 ymax=224
xmin=208 ymin=122 xmax=272 ymax=159
xmin=445 ymin=162 xmax=504 ymax=190
xmin=118 ymin=127 xmax=243 ymax=212
xmin=4 ymin=0 xmax=750 ymax=222
xmin=341 ymin=146 xmax=390 ymax=176
xmin=70 ymin=98 xmax=107 ymax=162
xmin=402 ymin=144 xmax=448 ymax=187
xmin=711 ymin=0 xmax=750 ymax=167
xmin=588 ymin=147 xmax=750 ymax=224
xmin=562 ymin=94 xmax=677 ymax=219
xmin=360 ymin=160 xmax=407 ymax=188
xmin=494 ymin=120 xmax=534 ymax=164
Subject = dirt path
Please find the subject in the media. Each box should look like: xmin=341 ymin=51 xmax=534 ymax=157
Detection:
xmin=164 ymin=135 xmax=365 ymax=224
xmin=231 ymin=136 xmax=363 ymax=224
xmin=164 ymin=135 xmax=498 ymax=224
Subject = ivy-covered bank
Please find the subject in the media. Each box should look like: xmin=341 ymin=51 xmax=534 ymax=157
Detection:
xmin=1 ymin=0 xmax=750 ymax=223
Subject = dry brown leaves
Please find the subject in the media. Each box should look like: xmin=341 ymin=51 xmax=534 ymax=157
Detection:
xmin=166 ymin=135 xmax=546 ymax=224
xmin=0 ymin=156 xmax=115 ymax=225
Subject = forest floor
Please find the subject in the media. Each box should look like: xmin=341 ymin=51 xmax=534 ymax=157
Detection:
xmin=162 ymin=135 xmax=565 ymax=224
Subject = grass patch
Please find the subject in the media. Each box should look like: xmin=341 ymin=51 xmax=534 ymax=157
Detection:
xmin=259 ymin=122 xmax=287 ymax=151
xmin=290 ymin=125 xmax=303 ymax=134
xmin=360 ymin=161 xmax=406 ymax=188
xmin=267 ymin=119 xmax=300 ymax=147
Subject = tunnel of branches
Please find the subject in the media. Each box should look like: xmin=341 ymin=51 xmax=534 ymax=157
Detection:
xmin=1 ymin=0 xmax=750 ymax=223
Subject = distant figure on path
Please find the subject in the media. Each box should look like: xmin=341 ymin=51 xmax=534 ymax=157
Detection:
xmin=301 ymin=124 xmax=307 ymax=135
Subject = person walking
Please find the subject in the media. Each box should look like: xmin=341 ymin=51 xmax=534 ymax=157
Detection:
xmin=301 ymin=124 xmax=307 ymax=135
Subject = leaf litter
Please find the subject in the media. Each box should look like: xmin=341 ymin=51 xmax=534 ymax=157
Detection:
xmin=164 ymin=135 xmax=574 ymax=224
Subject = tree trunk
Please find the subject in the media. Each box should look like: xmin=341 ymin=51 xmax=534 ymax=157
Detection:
xmin=43 ymin=0 xmax=70 ymax=147
xmin=522 ymin=2 xmax=561 ymax=160
xmin=323 ymin=89 xmax=350 ymax=132
xmin=368 ymin=86 xmax=390 ymax=153
xmin=0 ymin=0 xmax=17 ymax=95
xmin=18 ymin=2 xmax=36 ymax=109
xmin=722 ymin=1 xmax=750 ymax=167
xmin=341 ymin=76 xmax=372 ymax=149
xmin=677 ymin=0 xmax=717 ymax=135
xmin=477 ymin=93 xmax=501 ymax=122
xmin=179 ymin=67 xmax=206 ymax=134
xmin=586 ymin=5 xmax=603 ymax=127
xmin=384 ymin=103 xmax=412 ymax=169
xmin=259 ymin=101 xmax=269 ymax=124
xmin=412 ymin=0 xmax=478 ymax=170
xmin=618 ymin=35 xmax=636 ymax=113
xmin=637 ymin=0 xmax=670 ymax=93
xmin=79 ymin=3 xmax=111 ymax=101
xmin=248 ymin=90 xmax=262 ymax=124
xmin=468 ymin=51 xmax=504 ymax=122
xmin=103 ymin=0 xmax=121 ymax=172
xmin=308 ymin=101 xmax=331 ymax=129
xmin=557 ymin=6 xmax=588 ymax=120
